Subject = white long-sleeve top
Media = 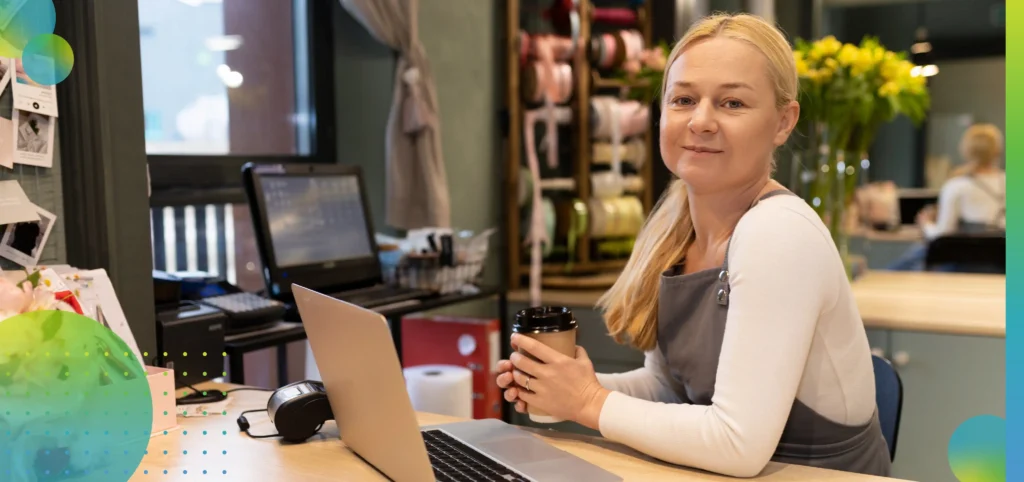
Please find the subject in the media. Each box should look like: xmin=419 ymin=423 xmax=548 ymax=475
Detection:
xmin=921 ymin=171 xmax=1006 ymax=240
xmin=595 ymin=194 xmax=878 ymax=477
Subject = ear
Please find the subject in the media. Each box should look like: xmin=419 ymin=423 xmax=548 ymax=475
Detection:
xmin=773 ymin=100 xmax=800 ymax=146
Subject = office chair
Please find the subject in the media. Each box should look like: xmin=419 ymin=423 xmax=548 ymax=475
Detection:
xmin=872 ymin=354 xmax=903 ymax=461
xmin=924 ymin=234 xmax=1005 ymax=274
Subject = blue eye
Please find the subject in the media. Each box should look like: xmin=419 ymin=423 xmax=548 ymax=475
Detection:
xmin=670 ymin=96 xmax=693 ymax=106
xmin=725 ymin=100 xmax=745 ymax=109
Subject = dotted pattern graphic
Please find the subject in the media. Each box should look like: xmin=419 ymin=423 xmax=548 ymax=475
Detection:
xmin=948 ymin=415 xmax=1006 ymax=482
xmin=0 ymin=0 xmax=74 ymax=85
xmin=0 ymin=311 xmax=152 ymax=481
xmin=132 ymin=350 xmax=238 ymax=476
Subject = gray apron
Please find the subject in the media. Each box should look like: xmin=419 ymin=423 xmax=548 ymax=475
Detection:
xmin=657 ymin=190 xmax=892 ymax=477
xmin=959 ymin=174 xmax=1005 ymax=234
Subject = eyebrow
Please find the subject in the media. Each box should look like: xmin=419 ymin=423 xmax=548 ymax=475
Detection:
xmin=672 ymin=81 xmax=755 ymax=91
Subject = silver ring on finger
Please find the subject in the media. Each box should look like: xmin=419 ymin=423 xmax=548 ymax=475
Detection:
xmin=525 ymin=375 xmax=531 ymax=392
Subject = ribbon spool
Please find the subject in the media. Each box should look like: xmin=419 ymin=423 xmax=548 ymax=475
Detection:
xmin=592 ymin=6 xmax=639 ymax=26
xmin=592 ymin=138 xmax=647 ymax=168
xmin=618 ymin=29 xmax=644 ymax=64
xmin=591 ymin=171 xmax=625 ymax=199
xmin=522 ymin=61 xmax=573 ymax=106
xmin=588 ymin=196 xmax=644 ymax=238
xmin=588 ymin=32 xmax=625 ymax=70
xmin=518 ymin=167 xmax=533 ymax=206
xmin=518 ymin=31 xmax=531 ymax=66
xmin=622 ymin=175 xmax=644 ymax=194
xmin=566 ymin=199 xmax=587 ymax=267
xmin=591 ymin=97 xmax=649 ymax=141
xmin=542 ymin=197 xmax=556 ymax=258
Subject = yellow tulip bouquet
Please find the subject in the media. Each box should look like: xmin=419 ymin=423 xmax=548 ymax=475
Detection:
xmin=792 ymin=35 xmax=930 ymax=276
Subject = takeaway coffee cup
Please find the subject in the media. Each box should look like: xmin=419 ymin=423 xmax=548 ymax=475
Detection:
xmin=512 ymin=306 xmax=578 ymax=423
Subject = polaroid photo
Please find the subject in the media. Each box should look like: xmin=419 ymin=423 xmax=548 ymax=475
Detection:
xmin=0 ymin=179 xmax=39 ymax=225
xmin=0 ymin=57 xmax=11 ymax=94
xmin=13 ymin=56 xmax=58 ymax=117
xmin=0 ymin=117 xmax=14 ymax=169
xmin=12 ymin=109 xmax=54 ymax=168
xmin=0 ymin=0 xmax=28 ymax=30
xmin=0 ymin=203 xmax=56 ymax=268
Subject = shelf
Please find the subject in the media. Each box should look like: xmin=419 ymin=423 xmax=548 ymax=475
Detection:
xmin=592 ymin=72 xmax=652 ymax=89
xmin=517 ymin=258 xmax=627 ymax=276
xmin=505 ymin=0 xmax=654 ymax=292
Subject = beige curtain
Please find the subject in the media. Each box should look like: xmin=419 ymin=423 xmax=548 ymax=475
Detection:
xmin=339 ymin=0 xmax=451 ymax=230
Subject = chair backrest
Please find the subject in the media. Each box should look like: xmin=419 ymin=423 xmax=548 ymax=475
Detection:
xmin=924 ymin=234 xmax=1005 ymax=273
xmin=872 ymin=354 xmax=903 ymax=461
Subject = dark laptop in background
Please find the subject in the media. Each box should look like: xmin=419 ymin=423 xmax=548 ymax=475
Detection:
xmin=242 ymin=162 xmax=433 ymax=312
xmin=897 ymin=188 xmax=939 ymax=227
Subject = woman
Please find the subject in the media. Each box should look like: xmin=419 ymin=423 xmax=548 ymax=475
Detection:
xmin=919 ymin=123 xmax=1005 ymax=237
xmin=496 ymin=13 xmax=890 ymax=478
xmin=888 ymin=123 xmax=1005 ymax=270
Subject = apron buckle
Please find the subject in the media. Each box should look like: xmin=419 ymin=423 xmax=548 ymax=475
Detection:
xmin=716 ymin=288 xmax=729 ymax=305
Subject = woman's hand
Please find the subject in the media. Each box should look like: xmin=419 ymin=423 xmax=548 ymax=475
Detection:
xmin=495 ymin=336 xmax=528 ymax=415
xmin=916 ymin=204 xmax=937 ymax=227
xmin=503 ymin=333 xmax=610 ymax=430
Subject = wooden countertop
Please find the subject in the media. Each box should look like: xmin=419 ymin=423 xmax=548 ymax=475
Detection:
xmin=135 ymin=384 xmax=908 ymax=481
xmin=509 ymin=271 xmax=1005 ymax=338
xmin=848 ymin=225 xmax=923 ymax=243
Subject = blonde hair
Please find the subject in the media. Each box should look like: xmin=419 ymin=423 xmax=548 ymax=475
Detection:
xmin=953 ymin=123 xmax=1003 ymax=176
xmin=595 ymin=13 xmax=799 ymax=351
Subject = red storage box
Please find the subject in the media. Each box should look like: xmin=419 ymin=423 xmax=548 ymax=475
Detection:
xmin=401 ymin=315 xmax=503 ymax=420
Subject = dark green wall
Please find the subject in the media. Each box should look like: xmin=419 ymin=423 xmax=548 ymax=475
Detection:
xmin=824 ymin=0 xmax=1005 ymax=187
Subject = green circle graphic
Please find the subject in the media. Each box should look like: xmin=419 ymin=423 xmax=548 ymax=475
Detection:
xmin=0 ymin=311 xmax=152 ymax=481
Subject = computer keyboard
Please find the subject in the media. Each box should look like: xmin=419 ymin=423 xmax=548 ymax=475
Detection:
xmin=334 ymin=285 xmax=433 ymax=308
xmin=199 ymin=292 xmax=287 ymax=332
xmin=422 ymin=429 xmax=531 ymax=482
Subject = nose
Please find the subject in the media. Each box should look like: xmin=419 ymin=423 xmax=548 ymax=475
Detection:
xmin=688 ymin=100 xmax=717 ymax=134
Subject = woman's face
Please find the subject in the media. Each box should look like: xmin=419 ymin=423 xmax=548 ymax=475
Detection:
xmin=660 ymin=37 xmax=798 ymax=194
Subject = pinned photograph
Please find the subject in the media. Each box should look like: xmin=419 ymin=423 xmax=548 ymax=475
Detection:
xmin=0 ymin=203 xmax=56 ymax=268
xmin=13 ymin=109 xmax=54 ymax=168
xmin=0 ymin=57 xmax=11 ymax=94
xmin=0 ymin=117 xmax=14 ymax=169
xmin=0 ymin=179 xmax=38 ymax=225
xmin=12 ymin=57 xmax=58 ymax=117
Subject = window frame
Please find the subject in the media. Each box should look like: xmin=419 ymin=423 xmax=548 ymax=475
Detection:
xmin=146 ymin=0 xmax=337 ymax=207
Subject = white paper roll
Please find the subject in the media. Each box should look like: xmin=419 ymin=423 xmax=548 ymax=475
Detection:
xmin=403 ymin=365 xmax=473 ymax=419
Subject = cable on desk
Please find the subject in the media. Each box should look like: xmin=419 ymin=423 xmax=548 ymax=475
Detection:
xmin=236 ymin=409 xmax=324 ymax=440
xmin=237 ymin=409 xmax=281 ymax=439
xmin=224 ymin=387 xmax=275 ymax=394
xmin=176 ymin=384 xmax=228 ymax=405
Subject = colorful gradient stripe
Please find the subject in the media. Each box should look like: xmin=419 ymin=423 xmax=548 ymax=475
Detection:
xmin=1007 ymin=1 xmax=1020 ymax=480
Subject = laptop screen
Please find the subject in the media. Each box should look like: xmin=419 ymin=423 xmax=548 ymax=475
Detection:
xmin=259 ymin=174 xmax=374 ymax=268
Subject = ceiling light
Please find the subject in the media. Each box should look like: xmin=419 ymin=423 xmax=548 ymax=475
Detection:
xmin=205 ymin=35 xmax=243 ymax=52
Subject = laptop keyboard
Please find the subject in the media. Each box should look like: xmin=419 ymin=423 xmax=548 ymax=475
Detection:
xmin=422 ymin=429 xmax=531 ymax=482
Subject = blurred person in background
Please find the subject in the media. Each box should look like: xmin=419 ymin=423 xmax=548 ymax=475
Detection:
xmin=889 ymin=123 xmax=1005 ymax=270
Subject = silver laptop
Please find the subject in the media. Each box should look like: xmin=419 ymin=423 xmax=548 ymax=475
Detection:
xmin=293 ymin=284 xmax=622 ymax=482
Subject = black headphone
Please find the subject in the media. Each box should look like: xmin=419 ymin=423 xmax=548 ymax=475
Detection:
xmin=236 ymin=380 xmax=334 ymax=443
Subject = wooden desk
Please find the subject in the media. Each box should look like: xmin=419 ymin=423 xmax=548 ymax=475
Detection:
xmin=508 ymin=271 xmax=1005 ymax=338
xmin=135 ymin=384 xmax=908 ymax=481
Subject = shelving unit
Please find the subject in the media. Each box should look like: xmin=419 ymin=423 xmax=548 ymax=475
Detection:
xmin=503 ymin=0 xmax=656 ymax=292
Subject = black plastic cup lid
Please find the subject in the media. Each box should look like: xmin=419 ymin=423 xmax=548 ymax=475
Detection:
xmin=512 ymin=306 xmax=577 ymax=333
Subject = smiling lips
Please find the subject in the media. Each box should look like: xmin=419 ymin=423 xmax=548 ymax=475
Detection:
xmin=683 ymin=145 xmax=723 ymax=154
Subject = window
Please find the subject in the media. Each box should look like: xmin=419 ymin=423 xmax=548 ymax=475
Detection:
xmin=140 ymin=0 xmax=336 ymax=283
xmin=138 ymin=0 xmax=322 ymax=156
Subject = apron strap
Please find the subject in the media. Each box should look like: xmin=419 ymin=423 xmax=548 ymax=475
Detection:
xmin=717 ymin=189 xmax=796 ymax=305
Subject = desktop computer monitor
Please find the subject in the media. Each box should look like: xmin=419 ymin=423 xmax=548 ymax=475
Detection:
xmin=242 ymin=163 xmax=383 ymax=300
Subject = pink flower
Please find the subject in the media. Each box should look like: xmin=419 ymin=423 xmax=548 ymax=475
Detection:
xmin=0 ymin=277 xmax=32 ymax=318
